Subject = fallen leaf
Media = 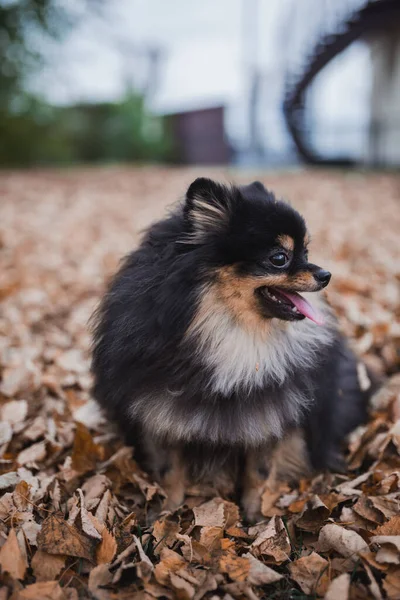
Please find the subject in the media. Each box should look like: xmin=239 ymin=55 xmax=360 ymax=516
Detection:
xmin=88 ymin=564 xmax=113 ymax=600
xmin=295 ymin=494 xmax=331 ymax=532
xmin=383 ymin=567 xmax=400 ymax=599
xmin=96 ymin=527 xmax=117 ymax=564
xmin=152 ymin=518 xmax=180 ymax=554
xmin=154 ymin=548 xmax=186 ymax=586
xmin=17 ymin=441 xmax=47 ymax=466
xmin=0 ymin=528 xmax=27 ymax=579
xmin=250 ymin=516 xmax=291 ymax=564
xmin=37 ymin=513 xmax=98 ymax=562
xmin=0 ymin=471 xmax=20 ymax=490
xmin=71 ymin=422 xmax=104 ymax=475
xmin=13 ymin=581 xmax=67 ymax=600
xmin=219 ymin=554 xmax=251 ymax=582
xmin=317 ymin=523 xmax=368 ymax=561
xmin=369 ymin=496 xmax=400 ymax=520
xmin=353 ymin=495 xmax=384 ymax=525
xmin=23 ymin=416 xmax=47 ymax=441
xmin=0 ymin=365 xmax=38 ymax=398
xmin=324 ymin=573 xmax=351 ymax=600
xmin=169 ymin=572 xmax=195 ymax=600
xmin=289 ymin=551 xmax=329 ymax=595
xmin=31 ymin=551 xmax=66 ymax=581
xmin=372 ymin=536 xmax=400 ymax=564
xmin=375 ymin=516 xmax=400 ymax=536
xmin=199 ymin=526 xmax=223 ymax=552
xmin=363 ymin=561 xmax=383 ymax=600
xmin=243 ymin=552 xmax=282 ymax=585
xmin=193 ymin=498 xmax=239 ymax=529
xmin=0 ymin=422 xmax=13 ymax=445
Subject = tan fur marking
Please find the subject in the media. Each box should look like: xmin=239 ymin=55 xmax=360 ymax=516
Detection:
xmin=286 ymin=271 xmax=318 ymax=291
xmin=277 ymin=234 xmax=294 ymax=252
xmin=241 ymin=444 xmax=275 ymax=521
xmin=215 ymin=266 xmax=286 ymax=331
xmin=162 ymin=450 xmax=187 ymax=512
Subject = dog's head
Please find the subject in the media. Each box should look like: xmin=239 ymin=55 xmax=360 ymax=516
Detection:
xmin=182 ymin=178 xmax=331 ymax=326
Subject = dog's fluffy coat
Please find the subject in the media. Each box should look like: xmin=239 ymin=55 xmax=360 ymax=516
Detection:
xmin=91 ymin=178 xmax=370 ymax=519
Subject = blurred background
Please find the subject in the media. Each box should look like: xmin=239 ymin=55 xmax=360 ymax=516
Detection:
xmin=1 ymin=0 xmax=400 ymax=169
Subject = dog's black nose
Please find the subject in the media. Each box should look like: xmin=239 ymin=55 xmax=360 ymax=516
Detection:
xmin=314 ymin=269 xmax=331 ymax=287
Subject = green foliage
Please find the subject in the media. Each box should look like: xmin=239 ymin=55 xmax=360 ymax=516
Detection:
xmin=0 ymin=2 xmax=173 ymax=165
xmin=0 ymin=92 xmax=173 ymax=166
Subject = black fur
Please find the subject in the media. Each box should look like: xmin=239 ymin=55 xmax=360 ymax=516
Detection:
xmin=91 ymin=178 xmax=370 ymax=488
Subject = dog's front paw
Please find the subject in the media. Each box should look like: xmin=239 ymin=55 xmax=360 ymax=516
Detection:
xmin=241 ymin=488 xmax=264 ymax=524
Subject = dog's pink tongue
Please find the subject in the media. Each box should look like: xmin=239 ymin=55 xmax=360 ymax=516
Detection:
xmin=277 ymin=290 xmax=324 ymax=325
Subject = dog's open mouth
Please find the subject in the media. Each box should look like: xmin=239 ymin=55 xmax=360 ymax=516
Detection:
xmin=260 ymin=287 xmax=324 ymax=325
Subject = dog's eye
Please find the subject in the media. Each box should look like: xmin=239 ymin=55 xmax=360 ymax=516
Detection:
xmin=270 ymin=252 xmax=289 ymax=267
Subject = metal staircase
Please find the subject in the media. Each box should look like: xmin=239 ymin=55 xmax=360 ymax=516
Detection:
xmin=283 ymin=0 xmax=400 ymax=165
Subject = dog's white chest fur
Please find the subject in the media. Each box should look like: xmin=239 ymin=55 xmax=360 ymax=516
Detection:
xmin=192 ymin=295 xmax=333 ymax=396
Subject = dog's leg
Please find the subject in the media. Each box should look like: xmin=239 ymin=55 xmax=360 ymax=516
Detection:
xmin=241 ymin=445 xmax=273 ymax=523
xmin=241 ymin=430 xmax=311 ymax=522
xmin=267 ymin=429 xmax=311 ymax=489
xmin=160 ymin=449 xmax=187 ymax=512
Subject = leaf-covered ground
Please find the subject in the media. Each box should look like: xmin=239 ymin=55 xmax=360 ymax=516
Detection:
xmin=0 ymin=167 xmax=399 ymax=600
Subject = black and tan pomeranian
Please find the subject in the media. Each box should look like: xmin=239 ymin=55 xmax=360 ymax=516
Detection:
xmin=91 ymin=178 xmax=371 ymax=520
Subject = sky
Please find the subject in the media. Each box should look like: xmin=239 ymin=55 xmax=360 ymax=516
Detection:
xmin=29 ymin=0 xmax=372 ymax=159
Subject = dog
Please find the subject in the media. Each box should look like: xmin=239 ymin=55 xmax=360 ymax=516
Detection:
xmin=91 ymin=178 xmax=371 ymax=520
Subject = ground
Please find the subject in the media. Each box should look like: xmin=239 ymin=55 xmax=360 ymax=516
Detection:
xmin=0 ymin=167 xmax=399 ymax=600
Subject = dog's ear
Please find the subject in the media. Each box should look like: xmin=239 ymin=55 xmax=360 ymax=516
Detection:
xmin=183 ymin=178 xmax=232 ymax=242
xmin=240 ymin=180 xmax=270 ymax=199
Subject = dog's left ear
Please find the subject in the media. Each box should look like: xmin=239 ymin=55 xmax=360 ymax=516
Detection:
xmin=184 ymin=178 xmax=232 ymax=242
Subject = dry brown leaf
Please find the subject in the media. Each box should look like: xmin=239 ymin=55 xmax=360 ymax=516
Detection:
xmin=0 ymin=365 xmax=39 ymax=398
xmin=289 ymin=551 xmax=329 ymax=595
xmin=96 ymin=527 xmax=117 ymax=564
xmin=23 ymin=416 xmax=47 ymax=441
xmin=317 ymin=523 xmax=368 ymax=561
xmin=0 ymin=400 xmax=28 ymax=425
xmin=383 ymin=567 xmax=400 ymax=599
xmin=193 ymin=498 xmax=239 ymax=529
xmin=0 ymin=421 xmax=13 ymax=445
xmin=71 ymin=422 xmax=104 ymax=475
xmin=0 ymin=528 xmax=27 ymax=580
xmin=374 ymin=516 xmax=400 ymax=536
xmin=353 ymin=495 xmax=385 ymax=525
xmin=369 ymin=496 xmax=400 ymax=520
xmin=372 ymin=536 xmax=400 ymax=564
xmin=169 ymin=572 xmax=195 ymax=600
xmin=31 ymin=551 xmax=66 ymax=581
xmin=152 ymin=518 xmax=180 ymax=554
xmin=1 ymin=399 xmax=28 ymax=424
xmin=88 ymin=564 xmax=113 ymax=600
xmin=37 ymin=513 xmax=98 ymax=562
xmin=363 ymin=561 xmax=384 ymax=600
xmin=324 ymin=573 xmax=351 ymax=600
xmin=0 ymin=471 xmax=20 ymax=490
xmin=154 ymin=548 xmax=186 ymax=586
xmin=77 ymin=489 xmax=103 ymax=541
xmin=295 ymin=495 xmax=331 ymax=532
xmin=17 ymin=441 xmax=46 ymax=466
xmin=199 ymin=526 xmax=223 ymax=551
xmin=219 ymin=554 xmax=251 ymax=582
xmin=13 ymin=581 xmax=67 ymax=600
xmin=250 ymin=516 xmax=291 ymax=564
xmin=82 ymin=474 xmax=111 ymax=504
xmin=243 ymin=552 xmax=282 ymax=585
